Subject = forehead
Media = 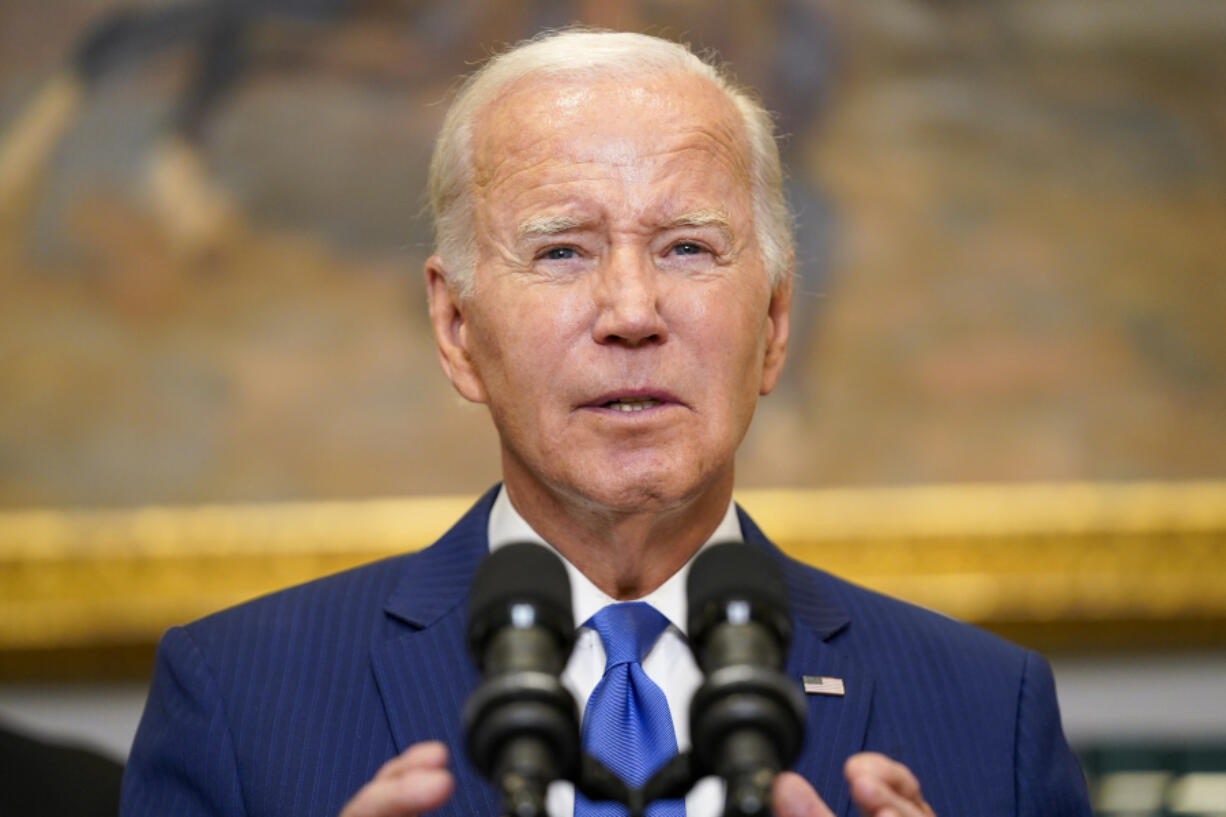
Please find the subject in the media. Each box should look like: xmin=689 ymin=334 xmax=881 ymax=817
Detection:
xmin=469 ymin=72 xmax=754 ymax=209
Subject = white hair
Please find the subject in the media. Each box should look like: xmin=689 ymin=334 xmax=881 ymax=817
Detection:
xmin=427 ymin=29 xmax=793 ymax=298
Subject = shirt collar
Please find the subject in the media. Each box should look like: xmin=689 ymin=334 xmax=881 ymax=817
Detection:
xmin=488 ymin=485 xmax=743 ymax=634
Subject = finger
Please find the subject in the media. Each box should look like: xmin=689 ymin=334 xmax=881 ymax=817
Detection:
xmin=845 ymin=753 xmax=922 ymax=802
xmin=340 ymin=768 xmax=454 ymax=817
xmin=849 ymin=775 xmax=912 ymax=817
xmin=771 ymin=771 xmax=837 ymax=817
xmin=845 ymin=754 xmax=934 ymax=817
xmin=373 ymin=741 xmax=450 ymax=781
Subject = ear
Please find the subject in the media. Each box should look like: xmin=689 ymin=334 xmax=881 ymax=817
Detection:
xmin=425 ymin=256 xmax=489 ymax=404
xmin=759 ymin=271 xmax=792 ymax=396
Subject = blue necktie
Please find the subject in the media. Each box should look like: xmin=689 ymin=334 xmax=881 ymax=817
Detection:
xmin=574 ymin=602 xmax=685 ymax=817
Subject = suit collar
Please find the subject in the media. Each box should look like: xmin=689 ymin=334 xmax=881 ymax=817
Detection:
xmin=372 ymin=487 xmax=502 ymax=817
xmin=736 ymin=505 xmax=851 ymax=641
xmin=738 ymin=505 xmax=871 ymax=817
xmin=380 ymin=494 xmax=852 ymax=640
xmin=381 ymin=485 xmax=499 ymax=629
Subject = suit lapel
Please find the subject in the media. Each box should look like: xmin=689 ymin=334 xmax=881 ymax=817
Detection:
xmin=739 ymin=508 xmax=876 ymax=817
xmin=370 ymin=488 xmax=500 ymax=817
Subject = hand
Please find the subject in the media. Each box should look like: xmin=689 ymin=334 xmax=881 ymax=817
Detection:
xmin=845 ymin=753 xmax=935 ymax=817
xmin=339 ymin=741 xmax=455 ymax=817
xmin=770 ymin=753 xmax=935 ymax=817
xmin=771 ymin=771 xmax=835 ymax=817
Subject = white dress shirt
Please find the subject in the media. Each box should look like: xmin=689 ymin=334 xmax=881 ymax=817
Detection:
xmin=488 ymin=486 xmax=737 ymax=817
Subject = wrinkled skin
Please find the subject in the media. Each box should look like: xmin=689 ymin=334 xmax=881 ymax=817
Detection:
xmin=428 ymin=72 xmax=789 ymax=597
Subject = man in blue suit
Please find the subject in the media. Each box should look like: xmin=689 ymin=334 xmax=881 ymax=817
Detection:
xmin=122 ymin=30 xmax=1091 ymax=817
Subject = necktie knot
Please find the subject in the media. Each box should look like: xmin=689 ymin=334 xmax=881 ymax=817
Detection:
xmin=586 ymin=602 xmax=671 ymax=671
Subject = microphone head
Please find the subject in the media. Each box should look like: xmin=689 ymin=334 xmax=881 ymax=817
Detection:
xmin=464 ymin=542 xmax=581 ymax=810
xmin=468 ymin=542 xmax=575 ymax=664
xmin=686 ymin=542 xmax=807 ymax=801
xmin=686 ymin=541 xmax=791 ymax=650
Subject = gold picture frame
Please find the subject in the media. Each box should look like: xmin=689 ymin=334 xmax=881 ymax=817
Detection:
xmin=2 ymin=481 xmax=1224 ymax=679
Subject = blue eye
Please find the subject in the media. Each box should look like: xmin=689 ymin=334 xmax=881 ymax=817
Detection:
xmin=543 ymin=246 xmax=577 ymax=260
xmin=671 ymin=242 xmax=704 ymax=256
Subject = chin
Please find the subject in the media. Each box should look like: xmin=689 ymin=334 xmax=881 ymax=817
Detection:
xmin=568 ymin=461 xmax=712 ymax=516
xmin=581 ymin=484 xmax=685 ymax=515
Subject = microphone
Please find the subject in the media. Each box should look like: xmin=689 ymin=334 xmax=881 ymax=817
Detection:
xmin=464 ymin=543 xmax=580 ymax=817
xmin=687 ymin=542 xmax=807 ymax=817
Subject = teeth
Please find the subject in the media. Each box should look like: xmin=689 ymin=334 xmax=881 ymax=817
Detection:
xmin=607 ymin=399 xmax=661 ymax=412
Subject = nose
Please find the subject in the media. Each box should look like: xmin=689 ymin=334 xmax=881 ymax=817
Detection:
xmin=591 ymin=247 xmax=668 ymax=347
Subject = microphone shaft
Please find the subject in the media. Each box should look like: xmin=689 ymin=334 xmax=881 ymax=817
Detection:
xmin=719 ymin=730 xmax=778 ymax=817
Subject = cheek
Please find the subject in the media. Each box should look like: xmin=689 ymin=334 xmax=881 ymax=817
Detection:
xmin=471 ymin=286 xmax=591 ymax=387
xmin=680 ymin=288 xmax=770 ymax=371
xmin=545 ymin=288 xmax=594 ymax=338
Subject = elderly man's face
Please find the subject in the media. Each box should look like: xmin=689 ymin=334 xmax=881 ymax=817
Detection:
xmin=430 ymin=73 xmax=790 ymax=514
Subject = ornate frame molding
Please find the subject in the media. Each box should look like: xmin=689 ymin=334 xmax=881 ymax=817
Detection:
xmin=3 ymin=482 xmax=1223 ymax=678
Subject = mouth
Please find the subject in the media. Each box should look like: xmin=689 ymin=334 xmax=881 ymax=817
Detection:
xmin=602 ymin=397 xmax=663 ymax=412
xmin=583 ymin=389 xmax=682 ymax=414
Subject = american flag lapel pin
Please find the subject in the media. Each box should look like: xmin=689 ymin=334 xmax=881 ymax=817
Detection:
xmin=802 ymin=675 xmax=846 ymax=696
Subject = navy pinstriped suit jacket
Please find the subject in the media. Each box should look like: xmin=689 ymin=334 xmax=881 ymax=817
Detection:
xmin=121 ymin=487 xmax=1091 ymax=817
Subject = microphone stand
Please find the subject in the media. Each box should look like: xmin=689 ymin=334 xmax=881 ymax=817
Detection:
xmin=572 ymin=750 xmax=693 ymax=817
xmin=569 ymin=745 xmax=777 ymax=817
xmin=491 ymin=741 xmax=780 ymax=817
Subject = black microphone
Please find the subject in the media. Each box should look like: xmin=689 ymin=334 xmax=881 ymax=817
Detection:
xmin=464 ymin=542 xmax=580 ymax=817
xmin=687 ymin=542 xmax=807 ymax=817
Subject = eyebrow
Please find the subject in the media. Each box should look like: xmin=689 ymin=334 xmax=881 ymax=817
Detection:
xmin=516 ymin=215 xmax=587 ymax=242
xmin=664 ymin=209 xmax=734 ymax=243
xmin=515 ymin=209 xmax=735 ymax=243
